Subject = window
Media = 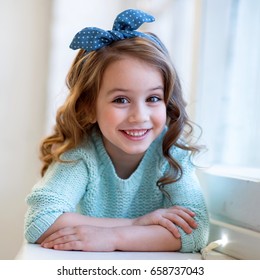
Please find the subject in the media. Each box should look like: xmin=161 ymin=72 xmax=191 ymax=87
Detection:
xmin=193 ymin=0 xmax=260 ymax=259
xmin=195 ymin=0 xmax=260 ymax=171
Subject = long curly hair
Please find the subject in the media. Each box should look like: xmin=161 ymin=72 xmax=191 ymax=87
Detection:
xmin=40 ymin=35 xmax=201 ymax=190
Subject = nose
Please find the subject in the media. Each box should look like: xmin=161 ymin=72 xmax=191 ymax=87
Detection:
xmin=128 ymin=102 xmax=149 ymax=123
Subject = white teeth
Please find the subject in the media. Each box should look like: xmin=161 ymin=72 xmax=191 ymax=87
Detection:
xmin=124 ymin=130 xmax=148 ymax=137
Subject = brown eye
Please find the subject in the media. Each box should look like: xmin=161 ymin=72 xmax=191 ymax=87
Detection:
xmin=113 ymin=97 xmax=129 ymax=104
xmin=147 ymin=96 xmax=161 ymax=103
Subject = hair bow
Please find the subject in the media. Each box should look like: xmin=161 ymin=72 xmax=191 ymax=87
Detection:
xmin=69 ymin=9 xmax=160 ymax=52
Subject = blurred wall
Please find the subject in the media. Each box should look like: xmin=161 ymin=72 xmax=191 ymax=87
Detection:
xmin=0 ymin=0 xmax=52 ymax=259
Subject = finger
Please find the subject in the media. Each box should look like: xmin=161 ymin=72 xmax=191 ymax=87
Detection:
xmin=158 ymin=218 xmax=181 ymax=238
xmin=164 ymin=210 xmax=198 ymax=229
xmin=170 ymin=206 xmax=196 ymax=217
xmin=164 ymin=213 xmax=196 ymax=234
xmin=42 ymin=234 xmax=78 ymax=249
xmin=41 ymin=227 xmax=75 ymax=244
xmin=53 ymin=240 xmax=83 ymax=251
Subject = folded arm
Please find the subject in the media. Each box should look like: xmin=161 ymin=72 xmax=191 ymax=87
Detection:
xmin=40 ymin=224 xmax=182 ymax=252
xmin=36 ymin=212 xmax=133 ymax=244
xmin=38 ymin=206 xmax=197 ymax=251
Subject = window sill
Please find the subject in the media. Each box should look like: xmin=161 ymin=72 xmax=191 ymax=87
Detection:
xmin=197 ymin=166 xmax=260 ymax=259
xmin=201 ymin=165 xmax=260 ymax=182
xmin=15 ymin=242 xmax=234 ymax=260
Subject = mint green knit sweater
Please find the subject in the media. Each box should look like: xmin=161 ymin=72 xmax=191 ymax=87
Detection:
xmin=24 ymin=128 xmax=209 ymax=252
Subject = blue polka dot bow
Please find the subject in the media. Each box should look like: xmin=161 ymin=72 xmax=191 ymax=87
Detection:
xmin=69 ymin=9 xmax=160 ymax=52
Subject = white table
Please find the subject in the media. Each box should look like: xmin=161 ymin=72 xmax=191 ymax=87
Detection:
xmin=15 ymin=243 xmax=234 ymax=260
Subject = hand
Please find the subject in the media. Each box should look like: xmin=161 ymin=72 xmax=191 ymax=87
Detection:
xmin=133 ymin=206 xmax=197 ymax=238
xmin=41 ymin=225 xmax=116 ymax=251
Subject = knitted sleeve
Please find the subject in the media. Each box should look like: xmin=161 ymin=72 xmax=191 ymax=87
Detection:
xmin=163 ymin=149 xmax=209 ymax=253
xmin=24 ymin=149 xmax=89 ymax=243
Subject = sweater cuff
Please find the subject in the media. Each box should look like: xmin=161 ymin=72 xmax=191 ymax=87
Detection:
xmin=178 ymin=228 xmax=196 ymax=253
xmin=24 ymin=212 xmax=62 ymax=243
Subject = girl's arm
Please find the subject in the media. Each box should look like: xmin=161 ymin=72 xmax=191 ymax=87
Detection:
xmin=36 ymin=212 xmax=133 ymax=244
xmin=114 ymin=225 xmax=182 ymax=251
xmin=161 ymin=150 xmax=210 ymax=252
xmin=40 ymin=224 xmax=182 ymax=252
xmin=37 ymin=205 xmax=196 ymax=244
xmin=37 ymin=206 xmax=197 ymax=251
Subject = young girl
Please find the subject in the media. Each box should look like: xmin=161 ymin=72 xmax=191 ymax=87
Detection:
xmin=24 ymin=9 xmax=209 ymax=253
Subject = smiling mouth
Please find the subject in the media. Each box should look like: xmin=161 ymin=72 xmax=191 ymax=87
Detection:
xmin=121 ymin=129 xmax=150 ymax=137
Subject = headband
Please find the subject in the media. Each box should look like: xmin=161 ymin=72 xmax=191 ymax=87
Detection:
xmin=69 ymin=9 xmax=161 ymax=52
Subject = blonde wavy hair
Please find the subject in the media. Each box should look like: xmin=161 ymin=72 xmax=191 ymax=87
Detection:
xmin=40 ymin=35 xmax=201 ymax=190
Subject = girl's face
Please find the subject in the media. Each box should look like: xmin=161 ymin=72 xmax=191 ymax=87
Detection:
xmin=95 ymin=57 xmax=166 ymax=159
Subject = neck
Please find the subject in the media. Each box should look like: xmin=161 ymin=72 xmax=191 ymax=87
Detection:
xmin=111 ymin=152 xmax=144 ymax=179
xmin=102 ymin=139 xmax=145 ymax=179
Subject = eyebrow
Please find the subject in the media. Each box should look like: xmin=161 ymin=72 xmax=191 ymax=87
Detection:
xmin=106 ymin=86 xmax=164 ymax=95
xmin=106 ymin=88 xmax=130 ymax=95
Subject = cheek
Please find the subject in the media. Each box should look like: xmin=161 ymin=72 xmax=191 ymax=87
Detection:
xmin=153 ymin=105 xmax=167 ymax=126
xmin=96 ymin=107 xmax=123 ymax=127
